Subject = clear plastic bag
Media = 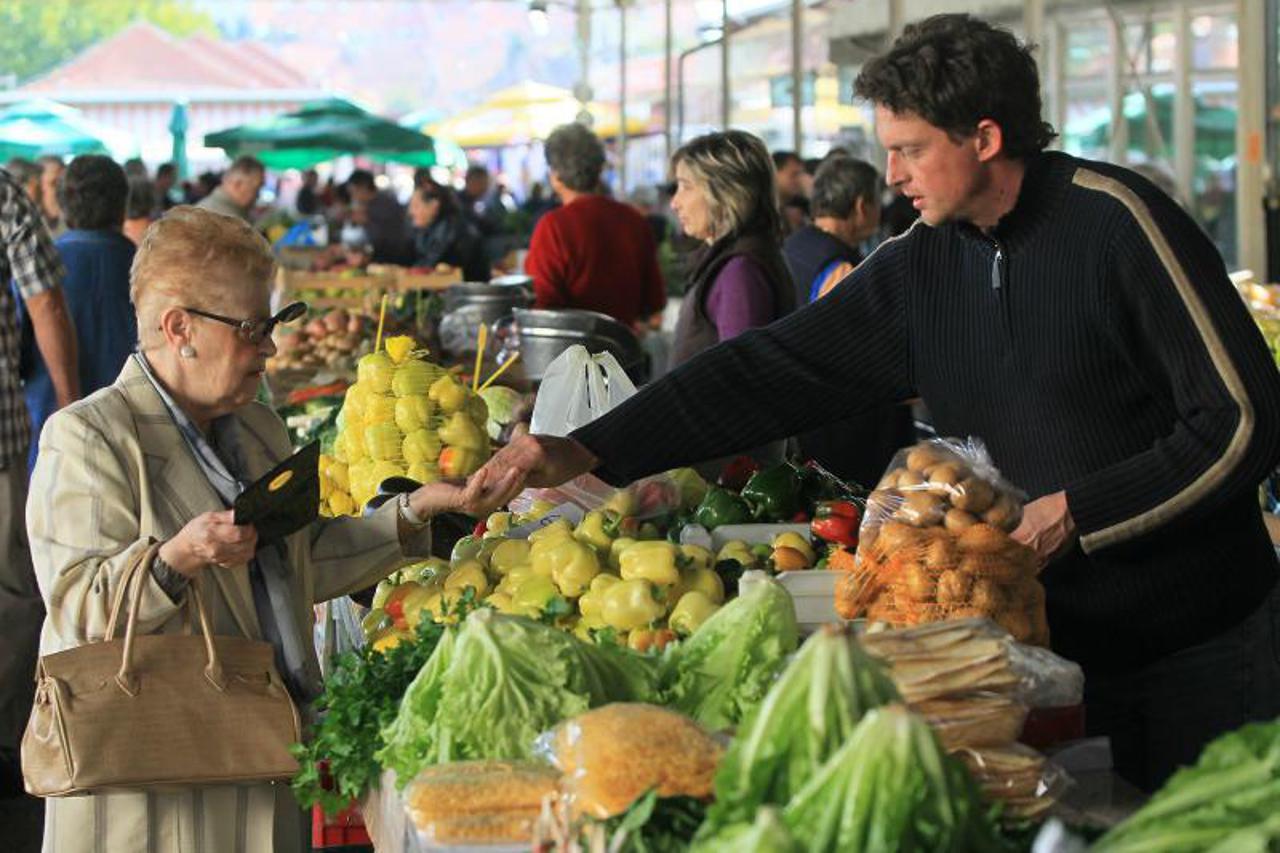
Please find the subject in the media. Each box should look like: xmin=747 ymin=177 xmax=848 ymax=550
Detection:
xmin=529 ymin=345 xmax=637 ymax=437
xmin=953 ymin=744 xmax=1073 ymax=822
xmin=402 ymin=760 xmax=561 ymax=846
xmin=533 ymin=703 xmax=723 ymax=820
xmin=1008 ymin=641 xmax=1086 ymax=708
xmin=838 ymin=438 xmax=1049 ymax=646
xmin=917 ymin=692 xmax=1029 ymax=750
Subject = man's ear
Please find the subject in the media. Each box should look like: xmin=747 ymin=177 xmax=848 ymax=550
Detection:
xmin=973 ymin=118 xmax=1005 ymax=163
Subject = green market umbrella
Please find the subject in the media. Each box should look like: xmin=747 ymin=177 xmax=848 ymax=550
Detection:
xmin=0 ymin=99 xmax=128 ymax=161
xmin=168 ymin=101 xmax=189 ymax=180
xmin=204 ymin=97 xmax=439 ymax=169
xmin=1073 ymin=90 xmax=1236 ymax=162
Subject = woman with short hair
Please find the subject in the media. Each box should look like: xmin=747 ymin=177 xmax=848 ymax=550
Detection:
xmin=669 ymin=130 xmax=796 ymax=365
xmin=26 ymin=206 xmax=509 ymax=852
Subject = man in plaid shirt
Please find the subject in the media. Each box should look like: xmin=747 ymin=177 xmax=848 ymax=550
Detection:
xmin=0 ymin=168 xmax=78 ymax=821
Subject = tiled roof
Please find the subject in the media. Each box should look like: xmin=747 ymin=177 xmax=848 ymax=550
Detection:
xmin=21 ymin=21 xmax=311 ymax=94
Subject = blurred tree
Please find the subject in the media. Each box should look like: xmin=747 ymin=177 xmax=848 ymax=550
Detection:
xmin=0 ymin=0 xmax=216 ymax=84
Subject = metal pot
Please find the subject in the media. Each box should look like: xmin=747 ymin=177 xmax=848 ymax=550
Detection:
xmin=439 ymin=279 xmax=533 ymax=356
xmin=494 ymin=308 xmax=649 ymax=385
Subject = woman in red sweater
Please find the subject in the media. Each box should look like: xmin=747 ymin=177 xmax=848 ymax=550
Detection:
xmin=524 ymin=123 xmax=666 ymax=328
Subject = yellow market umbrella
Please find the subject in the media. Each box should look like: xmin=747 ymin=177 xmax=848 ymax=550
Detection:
xmin=427 ymin=81 xmax=649 ymax=148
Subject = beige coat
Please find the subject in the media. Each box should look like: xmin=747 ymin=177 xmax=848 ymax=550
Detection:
xmin=27 ymin=358 xmax=410 ymax=853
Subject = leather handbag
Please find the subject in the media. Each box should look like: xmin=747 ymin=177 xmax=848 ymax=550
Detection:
xmin=22 ymin=545 xmax=302 ymax=796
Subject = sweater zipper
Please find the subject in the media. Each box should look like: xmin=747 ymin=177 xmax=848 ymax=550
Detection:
xmin=990 ymin=238 xmax=1013 ymax=340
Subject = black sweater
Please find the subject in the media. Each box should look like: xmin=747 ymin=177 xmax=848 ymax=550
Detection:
xmin=574 ymin=152 xmax=1280 ymax=672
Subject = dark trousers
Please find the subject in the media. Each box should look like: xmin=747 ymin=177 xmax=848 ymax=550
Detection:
xmin=1085 ymin=579 xmax=1280 ymax=792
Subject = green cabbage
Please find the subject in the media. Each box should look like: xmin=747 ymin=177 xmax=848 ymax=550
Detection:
xmin=661 ymin=575 xmax=799 ymax=731
xmin=703 ymin=625 xmax=901 ymax=831
xmin=377 ymin=609 xmax=658 ymax=784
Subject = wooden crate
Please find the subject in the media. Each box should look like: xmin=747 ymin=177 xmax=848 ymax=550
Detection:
xmin=276 ymin=268 xmax=398 ymax=313
xmin=394 ymin=266 xmax=464 ymax=293
xmin=276 ymin=244 xmax=327 ymax=271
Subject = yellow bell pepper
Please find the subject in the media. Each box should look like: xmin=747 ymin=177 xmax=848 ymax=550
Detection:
xmin=407 ymin=461 xmax=440 ymax=484
xmin=357 ymin=351 xmax=395 ymax=394
xmin=619 ymin=541 xmax=682 ymax=589
xmin=574 ymin=510 xmax=617 ymax=554
xmin=429 ymin=374 xmax=467 ymax=413
xmin=601 ymin=487 xmax=636 ymax=518
xmin=573 ymin=616 xmax=606 ymax=643
xmin=677 ymin=567 xmax=726 ymax=605
xmin=371 ymin=630 xmax=412 ymax=653
xmin=496 ymin=565 xmax=534 ymax=596
xmin=717 ymin=540 xmax=758 ymax=569
xmin=437 ymin=411 xmax=487 ymax=451
xmin=529 ymin=539 xmax=599 ymax=598
xmin=395 ymin=395 xmax=434 ymax=434
xmin=577 ymin=574 xmax=621 ymax=620
xmin=523 ymin=500 xmax=556 ymax=522
xmin=510 ymin=574 xmax=560 ymax=617
xmin=485 ymin=512 xmax=513 ymax=537
xmin=772 ymin=531 xmax=816 ymax=565
xmin=488 ymin=539 xmax=531 ymax=575
xmin=485 ymin=591 xmax=515 ymax=613
xmin=669 ymin=591 xmax=722 ymax=637
xmin=528 ymin=518 xmax=574 ymax=544
xmin=444 ymin=560 xmax=489 ymax=598
xmin=438 ymin=445 xmax=486 ymax=478
xmin=608 ymin=537 xmax=637 ymax=572
xmin=680 ymin=544 xmax=714 ymax=572
xmin=601 ymin=578 xmax=665 ymax=632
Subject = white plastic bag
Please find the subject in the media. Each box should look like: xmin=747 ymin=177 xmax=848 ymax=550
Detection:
xmin=529 ymin=345 xmax=637 ymax=437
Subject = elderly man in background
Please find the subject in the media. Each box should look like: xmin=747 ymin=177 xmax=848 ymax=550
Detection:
xmin=345 ymin=169 xmax=412 ymax=264
xmin=525 ymin=122 xmax=666 ymax=329
xmin=196 ymin=155 xmax=265 ymax=222
xmin=783 ymin=154 xmax=882 ymax=306
xmin=0 ymin=166 xmax=79 ymax=849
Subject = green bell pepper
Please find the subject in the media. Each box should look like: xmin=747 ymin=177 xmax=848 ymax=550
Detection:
xmin=740 ymin=463 xmax=803 ymax=521
xmin=693 ymin=486 xmax=753 ymax=529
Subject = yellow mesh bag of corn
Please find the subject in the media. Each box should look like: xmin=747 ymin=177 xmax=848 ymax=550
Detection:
xmin=538 ymin=703 xmax=723 ymax=819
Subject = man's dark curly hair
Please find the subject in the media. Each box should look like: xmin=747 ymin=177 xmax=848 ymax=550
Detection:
xmin=855 ymin=14 xmax=1056 ymax=158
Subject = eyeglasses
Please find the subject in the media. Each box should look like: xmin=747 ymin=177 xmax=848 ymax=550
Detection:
xmin=183 ymin=301 xmax=308 ymax=344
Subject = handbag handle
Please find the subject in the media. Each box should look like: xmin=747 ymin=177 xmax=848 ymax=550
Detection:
xmin=115 ymin=565 xmax=225 ymax=697
xmin=105 ymin=544 xmax=159 ymax=640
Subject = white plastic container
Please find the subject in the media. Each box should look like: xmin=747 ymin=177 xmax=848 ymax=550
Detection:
xmin=740 ymin=568 xmax=842 ymax=632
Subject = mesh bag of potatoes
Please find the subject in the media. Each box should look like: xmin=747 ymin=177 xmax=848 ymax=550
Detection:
xmin=319 ymin=334 xmax=491 ymax=516
xmin=835 ymin=438 xmax=1049 ymax=646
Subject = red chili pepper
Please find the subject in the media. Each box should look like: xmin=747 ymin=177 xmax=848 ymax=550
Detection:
xmin=473 ymin=520 xmax=487 ymax=538
xmin=285 ymin=381 xmax=349 ymax=406
xmin=718 ymin=455 xmax=761 ymax=492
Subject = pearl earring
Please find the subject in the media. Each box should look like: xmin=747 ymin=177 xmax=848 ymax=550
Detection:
xmin=179 ymin=345 xmax=196 ymax=358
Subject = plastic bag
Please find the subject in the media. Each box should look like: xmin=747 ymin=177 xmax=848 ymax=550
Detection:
xmin=837 ymin=438 xmax=1049 ymax=645
xmin=403 ymin=760 xmax=560 ymax=845
xmin=917 ymin=693 xmax=1029 ymax=750
xmin=534 ymin=703 xmax=723 ymax=819
xmin=529 ymin=345 xmax=637 ymax=437
xmin=953 ymin=744 xmax=1072 ymax=822
xmin=1007 ymin=641 xmax=1086 ymax=708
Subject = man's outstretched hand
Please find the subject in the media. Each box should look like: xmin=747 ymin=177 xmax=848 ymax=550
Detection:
xmin=468 ymin=434 xmax=600 ymax=509
xmin=1010 ymin=490 xmax=1077 ymax=566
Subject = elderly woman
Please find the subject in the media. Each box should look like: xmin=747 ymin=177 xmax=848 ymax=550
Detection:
xmin=524 ymin=123 xmax=666 ymax=328
xmin=669 ymin=130 xmax=796 ymax=365
xmin=26 ymin=206 xmax=511 ymax=853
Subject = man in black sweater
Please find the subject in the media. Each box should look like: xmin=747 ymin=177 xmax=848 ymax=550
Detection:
xmin=473 ymin=14 xmax=1280 ymax=790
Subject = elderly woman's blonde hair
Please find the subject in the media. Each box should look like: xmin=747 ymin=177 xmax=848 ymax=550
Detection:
xmin=671 ymin=130 xmax=783 ymax=242
xmin=131 ymin=206 xmax=276 ymax=348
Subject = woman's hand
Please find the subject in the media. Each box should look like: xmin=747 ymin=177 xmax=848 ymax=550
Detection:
xmin=159 ymin=510 xmax=259 ymax=578
xmin=408 ymin=469 xmax=522 ymax=520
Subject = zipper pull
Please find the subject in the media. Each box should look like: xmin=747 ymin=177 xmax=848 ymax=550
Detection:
xmin=991 ymin=247 xmax=1003 ymax=290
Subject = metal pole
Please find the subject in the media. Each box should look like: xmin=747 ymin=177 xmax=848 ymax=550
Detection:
xmin=721 ymin=0 xmax=730 ymax=129
xmin=575 ymin=0 xmax=593 ymax=124
xmin=791 ymin=0 xmax=803 ymax=152
xmin=618 ymin=0 xmax=628 ymax=193
xmin=663 ymin=0 xmax=673 ymax=163
xmin=1173 ymin=1 xmax=1194 ymax=204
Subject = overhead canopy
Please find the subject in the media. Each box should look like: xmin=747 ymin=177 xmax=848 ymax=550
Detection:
xmin=204 ymin=97 xmax=441 ymax=170
xmin=0 ymin=99 xmax=134 ymax=161
xmin=426 ymin=81 xmax=649 ymax=148
xmin=1073 ymin=90 xmax=1236 ymax=162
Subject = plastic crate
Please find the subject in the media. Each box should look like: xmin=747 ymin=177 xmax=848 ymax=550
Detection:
xmin=312 ymin=802 xmax=372 ymax=848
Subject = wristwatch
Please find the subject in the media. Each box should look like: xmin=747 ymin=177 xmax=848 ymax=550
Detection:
xmin=397 ymin=492 xmax=429 ymax=528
